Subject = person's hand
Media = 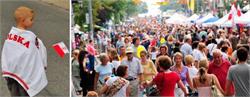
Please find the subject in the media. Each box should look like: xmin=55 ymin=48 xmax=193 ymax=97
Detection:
xmin=139 ymin=84 xmax=144 ymax=90
xmin=85 ymin=69 xmax=89 ymax=72
xmin=184 ymin=92 xmax=189 ymax=97
xmin=141 ymin=81 xmax=147 ymax=88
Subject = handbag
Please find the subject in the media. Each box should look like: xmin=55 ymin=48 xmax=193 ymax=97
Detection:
xmin=104 ymin=77 xmax=128 ymax=96
xmin=146 ymin=85 xmax=160 ymax=96
xmin=211 ymin=77 xmax=224 ymax=97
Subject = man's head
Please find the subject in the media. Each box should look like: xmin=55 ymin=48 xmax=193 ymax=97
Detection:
xmin=126 ymin=47 xmax=134 ymax=60
xmin=237 ymin=47 xmax=248 ymax=62
xmin=119 ymin=45 xmax=126 ymax=55
xmin=212 ymin=49 xmax=223 ymax=65
xmin=184 ymin=34 xmax=192 ymax=44
xmin=86 ymin=91 xmax=98 ymax=97
xmin=14 ymin=6 xmax=34 ymax=29
xmin=133 ymin=37 xmax=140 ymax=46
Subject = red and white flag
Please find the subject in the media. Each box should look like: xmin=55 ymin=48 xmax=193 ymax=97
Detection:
xmin=53 ymin=42 xmax=69 ymax=57
xmin=228 ymin=3 xmax=238 ymax=28
xmin=228 ymin=3 xmax=237 ymax=20
xmin=237 ymin=4 xmax=242 ymax=17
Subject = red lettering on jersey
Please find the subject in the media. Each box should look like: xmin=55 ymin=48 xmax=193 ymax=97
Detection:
xmin=17 ymin=36 xmax=24 ymax=44
xmin=7 ymin=34 xmax=30 ymax=48
xmin=23 ymin=41 xmax=30 ymax=48
xmin=8 ymin=34 xmax=12 ymax=40
xmin=13 ymin=35 xmax=18 ymax=41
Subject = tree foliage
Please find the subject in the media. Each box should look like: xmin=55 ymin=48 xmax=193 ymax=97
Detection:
xmin=73 ymin=0 xmax=148 ymax=30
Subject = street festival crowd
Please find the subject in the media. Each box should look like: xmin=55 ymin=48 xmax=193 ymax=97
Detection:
xmin=71 ymin=16 xmax=250 ymax=97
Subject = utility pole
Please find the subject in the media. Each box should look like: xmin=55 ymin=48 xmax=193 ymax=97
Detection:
xmin=88 ymin=0 xmax=94 ymax=40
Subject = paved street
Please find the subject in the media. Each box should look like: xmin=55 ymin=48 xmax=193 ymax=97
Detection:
xmin=0 ymin=0 xmax=69 ymax=96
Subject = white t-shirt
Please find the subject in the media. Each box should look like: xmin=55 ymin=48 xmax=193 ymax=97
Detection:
xmin=180 ymin=43 xmax=193 ymax=57
xmin=95 ymin=63 xmax=114 ymax=84
xmin=112 ymin=60 xmax=121 ymax=70
xmin=106 ymin=76 xmax=129 ymax=97
xmin=216 ymin=38 xmax=223 ymax=44
xmin=192 ymin=49 xmax=206 ymax=61
xmin=187 ymin=66 xmax=198 ymax=81
xmin=207 ymin=43 xmax=217 ymax=56
xmin=151 ymin=52 xmax=157 ymax=60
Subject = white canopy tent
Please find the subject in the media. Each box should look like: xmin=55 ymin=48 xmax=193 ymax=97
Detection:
xmin=213 ymin=14 xmax=230 ymax=25
xmin=243 ymin=4 xmax=250 ymax=11
xmin=221 ymin=11 xmax=250 ymax=27
xmin=186 ymin=14 xmax=199 ymax=23
xmin=196 ymin=13 xmax=214 ymax=24
xmin=165 ymin=13 xmax=187 ymax=24
xmin=235 ymin=11 xmax=250 ymax=24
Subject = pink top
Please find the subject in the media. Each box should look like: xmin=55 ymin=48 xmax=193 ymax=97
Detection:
xmin=86 ymin=44 xmax=96 ymax=56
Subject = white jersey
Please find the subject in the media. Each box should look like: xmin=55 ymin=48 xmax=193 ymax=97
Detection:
xmin=1 ymin=27 xmax=48 ymax=97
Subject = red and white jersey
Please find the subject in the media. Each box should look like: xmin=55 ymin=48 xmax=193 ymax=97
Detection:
xmin=1 ymin=27 xmax=47 ymax=97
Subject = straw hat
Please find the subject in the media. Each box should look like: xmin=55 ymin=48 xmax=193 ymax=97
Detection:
xmin=126 ymin=47 xmax=134 ymax=54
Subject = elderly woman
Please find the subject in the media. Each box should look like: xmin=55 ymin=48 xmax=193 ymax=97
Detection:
xmin=171 ymin=52 xmax=193 ymax=97
xmin=184 ymin=55 xmax=198 ymax=80
xmin=94 ymin=53 xmax=114 ymax=94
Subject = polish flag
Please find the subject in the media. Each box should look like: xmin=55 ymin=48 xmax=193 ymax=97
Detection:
xmin=228 ymin=3 xmax=237 ymax=20
xmin=237 ymin=4 xmax=242 ymax=16
xmin=53 ymin=42 xmax=69 ymax=57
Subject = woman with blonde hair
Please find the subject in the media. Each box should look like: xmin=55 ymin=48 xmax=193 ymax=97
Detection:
xmin=140 ymin=50 xmax=157 ymax=82
xmin=193 ymin=58 xmax=224 ymax=97
xmin=184 ymin=55 xmax=198 ymax=82
xmin=171 ymin=52 xmax=193 ymax=97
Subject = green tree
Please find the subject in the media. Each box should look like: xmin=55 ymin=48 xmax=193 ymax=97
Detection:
xmin=73 ymin=0 xmax=147 ymax=30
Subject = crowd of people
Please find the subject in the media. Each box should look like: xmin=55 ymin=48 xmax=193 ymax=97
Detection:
xmin=71 ymin=17 xmax=250 ymax=97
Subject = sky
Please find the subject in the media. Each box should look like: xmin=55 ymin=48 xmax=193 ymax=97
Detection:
xmin=140 ymin=0 xmax=162 ymax=16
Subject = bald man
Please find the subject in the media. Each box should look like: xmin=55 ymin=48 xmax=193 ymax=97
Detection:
xmin=207 ymin=49 xmax=234 ymax=96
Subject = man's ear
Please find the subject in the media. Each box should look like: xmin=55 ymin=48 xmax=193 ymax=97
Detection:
xmin=20 ymin=18 xmax=26 ymax=23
